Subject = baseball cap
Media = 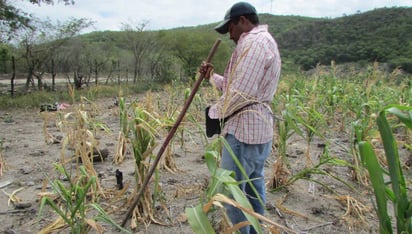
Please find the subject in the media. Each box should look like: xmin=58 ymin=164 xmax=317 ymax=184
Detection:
xmin=215 ymin=2 xmax=257 ymax=34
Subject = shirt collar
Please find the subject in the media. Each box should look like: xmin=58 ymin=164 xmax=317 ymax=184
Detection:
xmin=239 ymin=24 xmax=268 ymax=41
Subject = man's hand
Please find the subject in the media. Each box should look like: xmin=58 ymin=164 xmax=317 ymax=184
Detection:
xmin=199 ymin=61 xmax=214 ymax=80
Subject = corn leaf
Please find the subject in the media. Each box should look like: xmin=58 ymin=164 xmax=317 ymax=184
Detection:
xmin=207 ymin=168 xmax=234 ymax=198
xmin=91 ymin=203 xmax=132 ymax=234
xmin=204 ymin=150 xmax=219 ymax=173
xmin=359 ymin=141 xmax=393 ymax=234
xmin=39 ymin=197 xmax=72 ymax=226
xmin=378 ymin=106 xmax=412 ymax=232
xmin=384 ymin=105 xmax=412 ymax=129
xmin=186 ymin=204 xmax=215 ymax=234
xmin=405 ymin=201 xmax=412 ymax=219
xmin=227 ymin=182 xmax=262 ymax=233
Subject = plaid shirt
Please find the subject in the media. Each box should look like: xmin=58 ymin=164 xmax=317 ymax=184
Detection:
xmin=208 ymin=24 xmax=281 ymax=144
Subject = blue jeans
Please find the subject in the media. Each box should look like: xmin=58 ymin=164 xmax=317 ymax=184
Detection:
xmin=221 ymin=134 xmax=272 ymax=234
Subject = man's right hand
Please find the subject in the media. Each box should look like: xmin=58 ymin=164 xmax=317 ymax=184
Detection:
xmin=199 ymin=61 xmax=214 ymax=79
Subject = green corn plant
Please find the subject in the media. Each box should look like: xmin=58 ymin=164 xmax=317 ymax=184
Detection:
xmin=268 ymin=93 xmax=302 ymax=189
xmin=186 ymin=154 xmax=262 ymax=233
xmin=351 ymin=120 xmax=373 ymax=186
xmin=350 ymin=95 xmax=399 ymax=186
xmin=359 ymin=104 xmax=412 ymax=234
xmin=119 ymin=96 xmax=129 ymax=135
xmin=274 ymin=97 xmax=302 ymax=166
xmin=350 ymin=101 xmax=381 ymax=186
xmin=272 ymin=145 xmax=356 ymax=193
xmin=294 ymin=102 xmax=327 ymax=167
xmin=131 ymin=107 xmax=159 ymax=171
xmin=186 ymin=137 xmax=262 ymax=233
xmin=186 ymin=137 xmax=297 ymax=233
xmin=39 ymin=164 xmax=130 ymax=233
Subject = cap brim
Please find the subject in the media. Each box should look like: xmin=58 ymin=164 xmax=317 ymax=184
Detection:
xmin=214 ymin=18 xmax=230 ymax=34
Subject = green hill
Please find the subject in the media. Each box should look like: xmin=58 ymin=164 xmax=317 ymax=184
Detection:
xmin=80 ymin=7 xmax=412 ymax=73
xmin=270 ymin=7 xmax=412 ymax=72
xmin=171 ymin=7 xmax=412 ymax=73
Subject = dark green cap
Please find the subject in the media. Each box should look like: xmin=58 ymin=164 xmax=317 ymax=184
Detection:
xmin=215 ymin=2 xmax=257 ymax=34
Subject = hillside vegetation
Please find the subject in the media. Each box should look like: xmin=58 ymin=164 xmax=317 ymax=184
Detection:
xmin=274 ymin=7 xmax=412 ymax=71
xmin=78 ymin=7 xmax=412 ymax=73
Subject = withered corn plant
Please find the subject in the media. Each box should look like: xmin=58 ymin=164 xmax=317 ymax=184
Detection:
xmin=57 ymin=97 xmax=109 ymax=196
xmin=39 ymin=164 xmax=130 ymax=234
xmin=157 ymin=103 xmax=180 ymax=173
xmin=114 ymin=96 xmax=129 ymax=164
xmin=38 ymin=91 xmax=109 ymax=196
xmin=181 ymin=87 xmax=208 ymax=149
xmin=128 ymin=106 xmax=167 ymax=228
xmin=145 ymin=89 xmax=181 ymax=172
xmin=359 ymin=105 xmax=412 ymax=234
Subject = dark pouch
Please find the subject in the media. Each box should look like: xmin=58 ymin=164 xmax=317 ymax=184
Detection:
xmin=205 ymin=102 xmax=258 ymax=138
xmin=205 ymin=106 xmax=222 ymax=137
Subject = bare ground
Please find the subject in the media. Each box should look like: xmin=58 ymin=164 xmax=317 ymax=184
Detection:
xmin=0 ymin=94 xmax=387 ymax=234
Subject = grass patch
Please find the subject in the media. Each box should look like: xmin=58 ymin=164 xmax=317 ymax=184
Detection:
xmin=0 ymin=82 xmax=163 ymax=110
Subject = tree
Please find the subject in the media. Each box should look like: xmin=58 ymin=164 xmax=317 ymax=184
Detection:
xmin=167 ymin=31 xmax=219 ymax=80
xmin=0 ymin=0 xmax=75 ymax=41
xmin=0 ymin=43 xmax=11 ymax=73
xmin=16 ymin=17 xmax=93 ymax=92
xmin=121 ymin=20 xmax=156 ymax=84
xmin=146 ymin=31 xmax=176 ymax=83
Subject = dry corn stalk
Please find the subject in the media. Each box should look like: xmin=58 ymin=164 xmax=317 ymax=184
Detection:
xmin=114 ymin=131 xmax=127 ymax=164
xmin=335 ymin=195 xmax=372 ymax=228
xmin=57 ymin=103 xmax=105 ymax=197
xmin=350 ymin=156 xmax=370 ymax=186
xmin=211 ymin=193 xmax=298 ymax=234
xmin=84 ymin=218 xmax=105 ymax=234
xmin=40 ymin=112 xmax=61 ymax=145
xmin=2 ymin=187 xmax=24 ymax=207
xmin=268 ymin=158 xmax=291 ymax=189
xmin=129 ymin=172 xmax=166 ymax=228
xmin=38 ymin=216 xmax=66 ymax=234
xmin=160 ymin=143 xmax=180 ymax=173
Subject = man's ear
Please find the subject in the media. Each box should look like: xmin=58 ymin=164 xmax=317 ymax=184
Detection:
xmin=239 ymin=16 xmax=247 ymax=24
xmin=239 ymin=15 xmax=252 ymax=27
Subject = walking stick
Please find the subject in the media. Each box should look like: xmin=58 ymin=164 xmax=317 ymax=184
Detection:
xmin=121 ymin=38 xmax=221 ymax=227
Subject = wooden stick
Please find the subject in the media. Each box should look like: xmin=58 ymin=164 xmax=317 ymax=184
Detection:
xmin=121 ymin=38 xmax=221 ymax=227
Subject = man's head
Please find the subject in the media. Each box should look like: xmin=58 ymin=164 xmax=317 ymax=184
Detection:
xmin=215 ymin=2 xmax=259 ymax=42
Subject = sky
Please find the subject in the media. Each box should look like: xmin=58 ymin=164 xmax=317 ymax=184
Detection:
xmin=15 ymin=0 xmax=412 ymax=33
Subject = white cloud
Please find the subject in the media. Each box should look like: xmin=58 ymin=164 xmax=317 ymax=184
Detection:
xmin=13 ymin=0 xmax=412 ymax=33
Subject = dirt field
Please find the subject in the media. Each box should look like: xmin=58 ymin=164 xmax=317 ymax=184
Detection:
xmin=0 ymin=93 xmax=385 ymax=233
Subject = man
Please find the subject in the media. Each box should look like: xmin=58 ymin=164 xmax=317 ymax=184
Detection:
xmin=201 ymin=2 xmax=281 ymax=233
